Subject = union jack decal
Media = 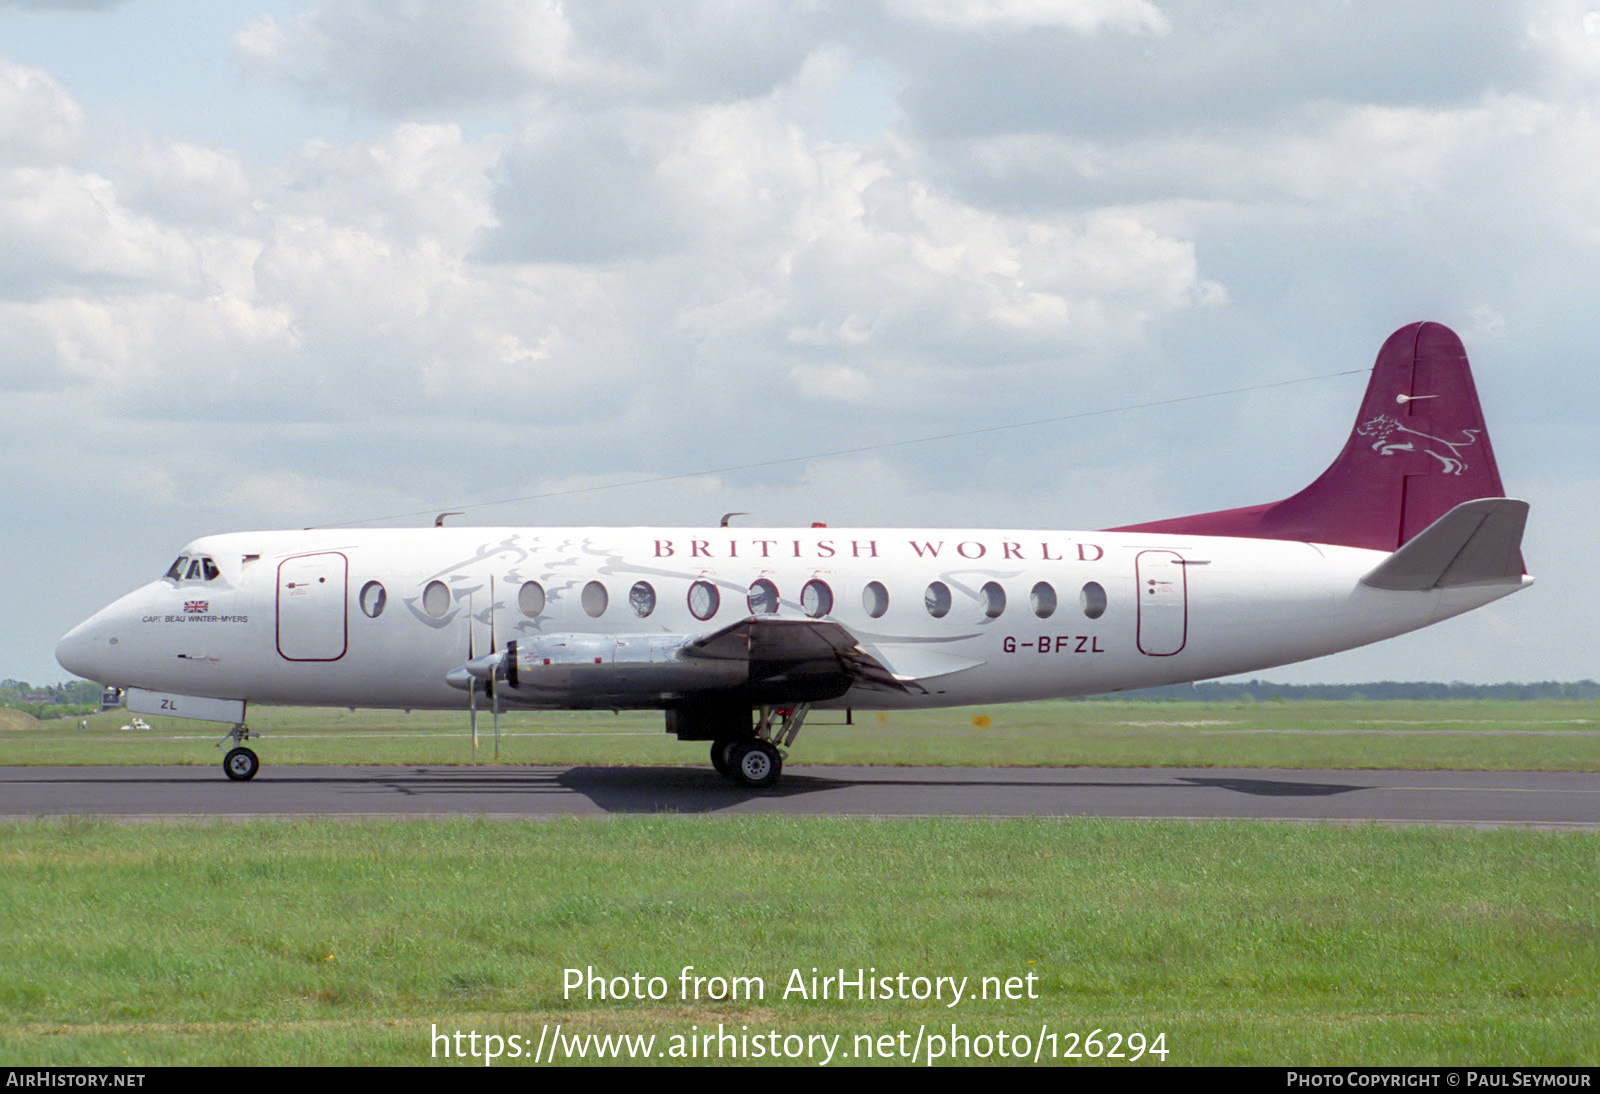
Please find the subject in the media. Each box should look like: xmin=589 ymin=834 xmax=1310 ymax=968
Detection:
xmin=183 ymin=601 xmax=209 ymax=614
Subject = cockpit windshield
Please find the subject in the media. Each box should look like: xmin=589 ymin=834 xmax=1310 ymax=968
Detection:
xmin=165 ymin=555 xmax=221 ymax=583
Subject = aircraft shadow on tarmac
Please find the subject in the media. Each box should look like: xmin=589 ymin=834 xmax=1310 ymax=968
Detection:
xmin=356 ymin=766 xmax=1371 ymax=813
xmin=1175 ymin=776 xmax=1366 ymax=798
xmin=1 ymin=765 xmax=1372 ymax=817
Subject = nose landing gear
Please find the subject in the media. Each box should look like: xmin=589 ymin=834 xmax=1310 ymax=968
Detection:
xmin=217 ymin=722 xmax=260 ymax=781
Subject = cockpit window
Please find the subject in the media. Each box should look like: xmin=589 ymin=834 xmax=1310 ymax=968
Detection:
xmin=167 ymin=554 xmax=220 ymax=583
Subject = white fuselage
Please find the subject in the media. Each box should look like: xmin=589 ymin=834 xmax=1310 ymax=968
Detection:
xmin=55 ymin=525 xmax=1528 ymax=714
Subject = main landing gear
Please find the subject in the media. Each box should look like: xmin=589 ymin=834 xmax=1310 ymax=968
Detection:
xmin=710 ymin=704 xmax=811 ymax=790
xmin=218 ymin=722 xmax=260 ymax=781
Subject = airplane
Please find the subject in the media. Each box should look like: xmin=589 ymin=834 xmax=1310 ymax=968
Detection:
xmin=54 ymin=321 xmax=1531 ymax=788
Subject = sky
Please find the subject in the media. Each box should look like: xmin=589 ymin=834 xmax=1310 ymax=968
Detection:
xmin=5 ymin=0 xmax=1596 ymax=687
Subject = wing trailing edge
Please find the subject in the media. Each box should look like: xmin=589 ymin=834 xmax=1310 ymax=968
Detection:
xmin=683 ymin=616 xmax=924 ymax=694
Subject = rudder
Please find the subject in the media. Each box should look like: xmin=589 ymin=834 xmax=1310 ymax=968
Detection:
xmin=1109 ymin=322 xmax=1508 ymax=552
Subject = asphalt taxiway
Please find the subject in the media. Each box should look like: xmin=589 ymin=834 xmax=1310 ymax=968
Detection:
xmin=1 ymin=764 xmax=1595 ymax=827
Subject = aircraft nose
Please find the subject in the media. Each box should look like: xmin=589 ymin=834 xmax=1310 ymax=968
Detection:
xmin=56 ymin=614 xmax=112 ymax=681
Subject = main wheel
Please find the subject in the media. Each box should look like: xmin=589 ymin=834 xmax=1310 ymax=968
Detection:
xmin=223 ymin=746 xmax=259 ymax=781
xmin=730 ymin=739 xmax=782 ymax=789
xmin=710 ymin=737 xmax=743 ymax=777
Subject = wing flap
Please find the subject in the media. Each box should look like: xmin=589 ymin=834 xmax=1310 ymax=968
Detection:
xmin=682 ymin=616 xmax=924 ymax=694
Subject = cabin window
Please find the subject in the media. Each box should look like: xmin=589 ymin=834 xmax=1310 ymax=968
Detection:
xmin=582 ymin=580 xmax=609 ymax=618
xmin=359 ymin=581 xmax=387 ymax=618
xmin=1031 ymin=581 xmax=1057 ymax=618
xmin=980 ymin=581 xmax=1006 ymax=619
xmin=862 ymin=580 xmax=889 ymax=619
xmin=629 ymin=581 xmax=657 ymax=618
xmin=748 ymin=578 xmax=779 ymax=615
xmin=518 ymin=580 xmax=546 ymax=617
xmin=689 ymin=580 xmax=720 ymax=621
xmin=422 ymin=580 xmax=451 ymax=618
xmin=924 ymin=581 xmax=952 ymax=619
xmin=1081 ymin=581 xmax=1107 ymax=620
xmin=801 ymin=579 xmax=832 ymax=618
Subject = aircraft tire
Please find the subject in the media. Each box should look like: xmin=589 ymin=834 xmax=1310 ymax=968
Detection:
xmin=223 ymin=746 xmax=259 ymax=781
xmin=730 ymin=740 xmax=782 ymax=789
xmin=710 ymin=737 xmax=742 ymax=777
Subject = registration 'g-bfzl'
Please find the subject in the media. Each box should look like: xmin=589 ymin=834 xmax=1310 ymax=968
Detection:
xmin=56 ymin=323 xmax=1531 ymax=787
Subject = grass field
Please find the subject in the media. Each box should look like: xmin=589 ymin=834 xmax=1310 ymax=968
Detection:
xmin=0 ymin=817 xmax=1595 ymax=1066
xmin=3 ymin=699 xmax=1596 ymax=1067
xmin=2 ymin=697 xmax=1597 ymax=771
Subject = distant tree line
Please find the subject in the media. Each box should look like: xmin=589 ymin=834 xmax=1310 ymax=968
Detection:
xmin=0 ymin=679 xmax=107 ymax=719
xmin=1099 ymin=680 xmax=1600 ymax=702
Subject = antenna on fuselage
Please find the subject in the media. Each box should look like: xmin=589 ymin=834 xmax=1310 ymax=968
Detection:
xmin=719 ymin=512 xmax=748 ymax=527
xmin=435 ymin=512 xmax=464 ymax=527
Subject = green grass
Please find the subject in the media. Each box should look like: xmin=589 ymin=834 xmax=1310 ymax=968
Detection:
xmin=4 ymin=703 xmax=1595 ymax=1066
xmin=0 ymin=817 xmax=1594 ymax=1066
xmin=3 ymin=698 xmax=1597 ymax=771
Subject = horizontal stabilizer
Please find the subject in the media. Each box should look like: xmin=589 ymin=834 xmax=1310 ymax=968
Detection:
xmin=1360 ymin=498 xmax=1529 ymax=591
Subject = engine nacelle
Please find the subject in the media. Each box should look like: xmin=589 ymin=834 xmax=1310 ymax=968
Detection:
xmin=457 ymin=633 xmax=747 ymax=709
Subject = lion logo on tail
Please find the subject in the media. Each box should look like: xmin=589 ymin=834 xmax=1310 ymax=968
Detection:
xmin=1356 ymin=415 xmax=1480 ymax=475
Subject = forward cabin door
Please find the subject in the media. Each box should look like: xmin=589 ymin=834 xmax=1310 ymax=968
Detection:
xmin=277 ymin=552 xmax=349 ymax=661
xmin=1135 ymin=549 xmax=1187 ymax=656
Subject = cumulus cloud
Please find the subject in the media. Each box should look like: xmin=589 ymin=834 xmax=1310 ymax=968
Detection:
xmin=234 ymin=0 xmax=822 ymax=112
xmin=235 ymin=1 xmax=582 ymax=112
xmin=885 ymin=0 xmax=1169 ymax=35
xmin=0 ymin=61 xmax=83 ymax=161
xmin=0 ymin=167 xmax=207 ymax=303
xmin=886 ymin=1 xmax=1538 ymax=141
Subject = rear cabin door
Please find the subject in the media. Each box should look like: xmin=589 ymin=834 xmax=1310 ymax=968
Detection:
xmin=1135 ymin=549 xmax=1187 ymax=656
xmin=277 ymin=552 xmax=348 ymax=661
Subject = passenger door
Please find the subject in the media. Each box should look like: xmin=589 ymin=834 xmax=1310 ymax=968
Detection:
xmin=277 ymin=552 xmax=348 ymax=661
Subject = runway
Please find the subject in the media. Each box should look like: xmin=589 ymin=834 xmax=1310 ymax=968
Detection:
xmin=2 ymin=764 xmax=1596 ymax=827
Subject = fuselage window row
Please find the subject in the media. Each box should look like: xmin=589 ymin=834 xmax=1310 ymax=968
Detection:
xmin=417 ymin=577 xmax=1108 ymax=623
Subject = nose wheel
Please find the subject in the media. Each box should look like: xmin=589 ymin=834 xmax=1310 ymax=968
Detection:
xmin=223 ymin=746 xmax=259 ymax=781
xmin=216 ymin=722 xmax=260 ymax=781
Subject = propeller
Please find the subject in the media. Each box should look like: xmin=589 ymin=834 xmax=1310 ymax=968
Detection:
xmin=468 ymin=592 xmax=479 ymax=755
xmin=489 ymin=575 xmax=500 ymax=759
xmin=445 ymin=580 xmax=509 ymax=759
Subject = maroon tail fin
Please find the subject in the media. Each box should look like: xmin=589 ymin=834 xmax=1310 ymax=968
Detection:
xmin=1109 ymin=322 xmax=1508 ymax=552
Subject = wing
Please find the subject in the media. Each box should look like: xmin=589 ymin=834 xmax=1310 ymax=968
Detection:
xmin=682 ymin=616 xmax=919 ymax=697
xmin=475 ymin=616 xmax=958 ymax=708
